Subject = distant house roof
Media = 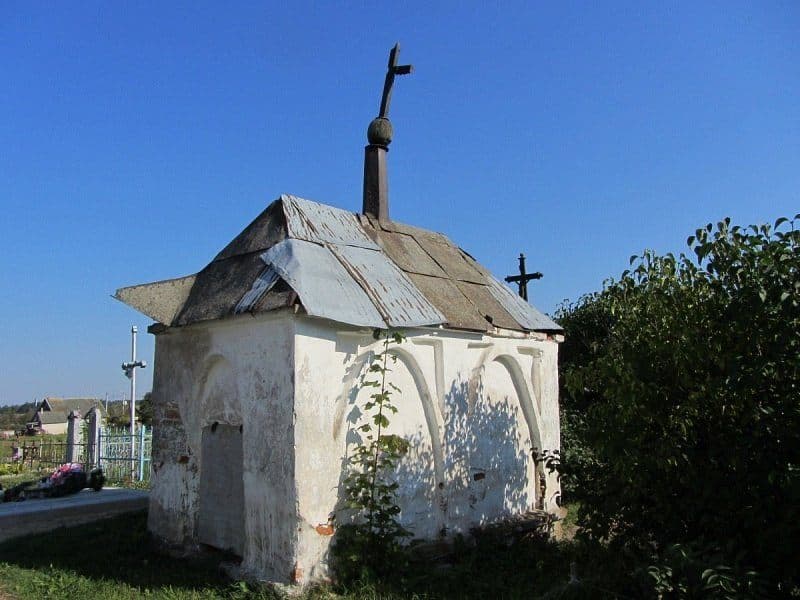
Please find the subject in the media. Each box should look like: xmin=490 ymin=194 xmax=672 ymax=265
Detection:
xmin=36 ymin=410 xmax=67 ymax=425
xmin=116 ymin=195 xmax=561 ymax=333
xmin=41 ymin=398 xmax=101 ymax=417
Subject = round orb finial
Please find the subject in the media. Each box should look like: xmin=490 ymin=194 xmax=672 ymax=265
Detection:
xmin=367 ymin=117 xmax=393 ymax=146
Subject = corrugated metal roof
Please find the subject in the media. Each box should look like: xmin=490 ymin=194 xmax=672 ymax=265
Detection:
xmin=283 ymin=195 xmax=379 ymax=249
xmin=116 ymin=195 xmax=562 ymax=333
xmin=263 ymin=239 xmax=386 ymax=328
xmin=486 ymin=276 xmax=561 ymax=331
xmin=329 ymin=244 xmax=445 ymax=327
xmin=235 ymin=267 xmax=280 ymax=315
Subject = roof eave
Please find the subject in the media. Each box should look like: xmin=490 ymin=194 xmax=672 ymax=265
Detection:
xmin=114 ymin=274 xmax=197 ymax=325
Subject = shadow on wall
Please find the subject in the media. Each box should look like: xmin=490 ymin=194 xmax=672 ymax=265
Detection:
xmin=331 ymin=367 xmax=536 ymax=544
xmin=392 ymin=430 xmax=439 ymax=537
xmin=441 ymin=377 xmax=534 ymax=532
xmin=332 ymin=349 xmax=439 ymax=539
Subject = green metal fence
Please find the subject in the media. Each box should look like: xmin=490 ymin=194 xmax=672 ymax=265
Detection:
xmin=95 ymin=426 xmax=152 ymax=482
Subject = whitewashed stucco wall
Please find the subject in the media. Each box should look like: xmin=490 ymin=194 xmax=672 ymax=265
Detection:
xmin=293 ymin=317 xmax=561 ymax=581
xmin=148 ymin=310 xmax=297 ymax=581
xmin=40 ymin=422 xmax=69 ymax=435
xmin=148 ymin=310 xmax=560 ymax=584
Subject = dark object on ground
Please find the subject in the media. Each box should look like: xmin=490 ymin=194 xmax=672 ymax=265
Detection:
xmin=2 ymin=465 xmax=105 ymax=502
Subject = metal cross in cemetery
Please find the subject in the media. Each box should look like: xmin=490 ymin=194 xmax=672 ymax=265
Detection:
xmin=378 ymin=43 xmax=413 ymax=119
xmin=121 ymin=325 xmax=146 ymax=479
xmin=505 ymin=253 xmax=542 ymax=301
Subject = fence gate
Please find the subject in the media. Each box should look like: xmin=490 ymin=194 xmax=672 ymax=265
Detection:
xmin=95 ymin=426 xmax=152 ymax=483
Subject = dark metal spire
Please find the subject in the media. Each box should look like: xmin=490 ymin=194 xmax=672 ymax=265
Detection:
xmin=363 ymin=43 xmax=413 ymax=222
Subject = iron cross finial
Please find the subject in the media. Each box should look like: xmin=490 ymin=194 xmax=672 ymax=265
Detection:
xmin=378 ymin=43 xmax=413 ymax=119
xmin=505 ymin=253 xmax=543 ymax=301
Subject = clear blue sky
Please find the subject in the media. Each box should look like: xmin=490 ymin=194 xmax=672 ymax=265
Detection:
xmin=1 ymin=2 xmax=798 ymax=405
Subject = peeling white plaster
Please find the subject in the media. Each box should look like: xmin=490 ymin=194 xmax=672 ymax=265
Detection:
xmin=147 ymin=311 xmax=561 ymax=584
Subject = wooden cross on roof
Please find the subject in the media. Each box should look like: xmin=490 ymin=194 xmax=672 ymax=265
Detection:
xmin=505 ymin=253 xmax=542 ymax=301
xmin=378 ymin=43 xmax=413 ymax=119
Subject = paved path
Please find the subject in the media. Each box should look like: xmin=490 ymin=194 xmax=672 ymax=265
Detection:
xmin=0 ymin=488 xmax=148 ymax=544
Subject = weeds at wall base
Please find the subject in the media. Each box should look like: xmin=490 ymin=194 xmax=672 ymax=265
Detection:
xmin=0 ymin=507 xmax=739 ymax=599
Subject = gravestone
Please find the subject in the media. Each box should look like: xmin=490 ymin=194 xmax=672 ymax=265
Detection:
xmin=65 ymin=410 xmax=83 ymax=464
xmin=86 ymin=408 xmax=104 ymax=467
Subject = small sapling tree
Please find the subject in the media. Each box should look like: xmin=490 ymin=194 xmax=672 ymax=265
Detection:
xmin=333 ymin=330 xmax=411 ymax=583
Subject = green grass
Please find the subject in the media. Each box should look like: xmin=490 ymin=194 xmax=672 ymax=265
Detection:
xmin=0 ymin=507 xmax=634 ymax=600
xmin=0 ymin=511 xmax=276 ymax=600
xmin=0 ymin=469 xmax=51 ymax=490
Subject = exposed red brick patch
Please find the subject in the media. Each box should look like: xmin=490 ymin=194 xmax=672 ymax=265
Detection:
xmin=291 ymin=564 xmax=303 ymax=583
xmin=315 ymin=523 xmax=334 ymax=536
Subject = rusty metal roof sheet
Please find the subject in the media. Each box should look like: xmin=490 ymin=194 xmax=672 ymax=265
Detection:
xmin=371 ymin=231 xmax=447 ymax=277
xmin=406 ymin=273 xmax=490 ymax=331
xmin=411 ymin=236 xmax=486 ymax=284
xmin=115 ymin=195 xmax=562 ymax=333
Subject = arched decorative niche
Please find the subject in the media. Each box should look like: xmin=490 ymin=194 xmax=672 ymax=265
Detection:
xmin=467 ymin=350 xmax=543 ymax=452
xmin=333 ymin=343 xmax=445 ymax=538
xmin=196 ymin=354 xmax=242 ymax=428
xmin=462 ymin=351 xmax=542 ymax=519
xmin=193 ymin=353 xmax=245 ymax=556
xmin=493 ymin=354 xmax=543 ymax=452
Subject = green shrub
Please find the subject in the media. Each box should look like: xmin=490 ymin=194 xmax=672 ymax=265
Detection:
xmin=557 ymin=216 xmax=800 ymax=596
xmin=0 ymin=463 xmax=23 ymax=476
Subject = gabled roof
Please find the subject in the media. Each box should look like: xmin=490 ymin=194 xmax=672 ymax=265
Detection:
xmin=116 ymin=195 xmax=561 ymax=333
xmin=41 ymin=398 xmax=101 ymax=416
xmin=36 ymin=410 xmax=67 ymax=424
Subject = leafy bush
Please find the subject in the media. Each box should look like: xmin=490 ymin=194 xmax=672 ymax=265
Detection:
xmin=0 ymin=462 xmax=24 ymax=477
xmin=557 ymin=216 xmax=800 ymax=595
xmin=645 ymin=542 xmax=769 ymax=599
xmin=554 ymin=294 xmax=614 ymax=500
